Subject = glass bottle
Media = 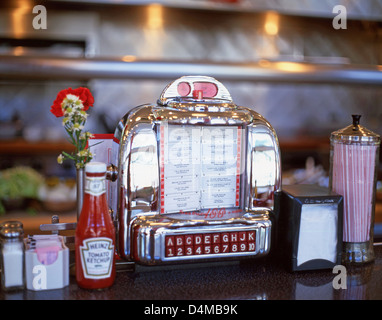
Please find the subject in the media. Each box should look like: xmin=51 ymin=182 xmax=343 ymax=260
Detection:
xmin=329 ymin=115 xmax=380 ymax=264
xmin=0 ymin=221 xmax=25 ymax=291
xmin=75 ymin=162 xmax=116 ymax=289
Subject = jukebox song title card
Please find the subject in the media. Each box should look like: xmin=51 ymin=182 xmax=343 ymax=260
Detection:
xmin=159 ymin=124 xmax=243 ymax=214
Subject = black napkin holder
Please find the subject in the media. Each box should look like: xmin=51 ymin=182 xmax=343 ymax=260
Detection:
xmin=274 ymin=184 xmax=343 ymax=272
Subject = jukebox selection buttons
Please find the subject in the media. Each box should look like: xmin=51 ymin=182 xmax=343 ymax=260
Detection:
xmin=164 ymin=230 xmax=256 ymax=258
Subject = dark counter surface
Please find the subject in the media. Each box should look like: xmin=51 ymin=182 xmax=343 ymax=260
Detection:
xmin=1 ymin=243 xmax=382 ymax=301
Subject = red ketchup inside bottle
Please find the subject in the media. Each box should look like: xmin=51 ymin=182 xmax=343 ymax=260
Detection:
xmin=75 ymin=162 xmax=116 ymax=289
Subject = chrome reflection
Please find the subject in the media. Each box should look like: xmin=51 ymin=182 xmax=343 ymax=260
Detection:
xmin=110 ymin=76 xmax=281 ymax=263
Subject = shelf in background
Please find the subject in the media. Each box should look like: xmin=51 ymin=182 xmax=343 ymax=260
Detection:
xmin=0 ymin=136 xmax=331 ymax=157
xmin=0 ymin=138 xmax=75 ymax=156
xmin=44 ymin=0 xmax=382 ymax=22
xmin=279 ymin=136 xmax=330 ymax=151
xmin=1 ymin=56 xmax=381 ymax=86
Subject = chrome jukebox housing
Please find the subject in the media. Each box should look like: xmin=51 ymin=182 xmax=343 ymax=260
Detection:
xmin=111 ymin=76 xmax=281 ymax=265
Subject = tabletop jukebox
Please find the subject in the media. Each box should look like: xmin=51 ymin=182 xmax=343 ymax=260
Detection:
xmin=107 ymin=76 xmax=281 ymax=266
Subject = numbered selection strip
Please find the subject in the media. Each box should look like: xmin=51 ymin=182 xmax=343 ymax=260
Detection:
xmin=162 ymin=227 xmax=257 ymax=260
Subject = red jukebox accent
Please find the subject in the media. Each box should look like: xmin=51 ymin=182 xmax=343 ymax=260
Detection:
xmin=160 ymin=125 xmax=166 ymax=214
xmin=236 ymin=127 xmax=242 ymax=207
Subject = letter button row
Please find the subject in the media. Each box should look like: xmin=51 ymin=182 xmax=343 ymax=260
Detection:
xmin=164 ymin=230 xmax=256 ymax=258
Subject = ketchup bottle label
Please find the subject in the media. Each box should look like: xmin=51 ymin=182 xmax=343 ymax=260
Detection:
xmin=84 ymin=177 xmax=106 ymax=196
xmin=79 ymin=237 xmax=114 ymax=279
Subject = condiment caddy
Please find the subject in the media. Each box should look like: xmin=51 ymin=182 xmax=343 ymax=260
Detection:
xmin=24 ymin=234 xmax=69 ymax=291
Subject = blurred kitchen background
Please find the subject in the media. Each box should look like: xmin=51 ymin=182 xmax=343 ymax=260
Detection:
xmin=0 ymin=0 xmax=381 ymax=231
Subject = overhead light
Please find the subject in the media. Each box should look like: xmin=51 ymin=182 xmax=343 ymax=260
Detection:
xmin=147 ymin=4 xmax=163 ymax=30
xmin=264 ymin=11 xmax=279 ymax=36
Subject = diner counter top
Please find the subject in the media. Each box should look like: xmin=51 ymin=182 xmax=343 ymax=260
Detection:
xmin=1 ymin=243 xmax=382 ymax=301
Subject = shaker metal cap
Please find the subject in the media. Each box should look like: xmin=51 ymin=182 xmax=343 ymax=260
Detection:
xmin=0 ymin=226 xmax=23 ymax=239
xmin=0 ymin=220 xmax=23 ymax=230
xmin=330 ymin=114 xmax=381 ymax=145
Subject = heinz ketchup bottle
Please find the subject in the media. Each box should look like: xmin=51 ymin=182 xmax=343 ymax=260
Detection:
xmin=75 ymin=162 xmax=116 ymax=289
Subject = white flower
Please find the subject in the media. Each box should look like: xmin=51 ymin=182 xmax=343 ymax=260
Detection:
xmin=62 ymin=117 xmax=70 ymax=126
xmin=57 ymin=154 xmax=64 ymax=164
xmin=63 ymin=94 xmax=80 ymax=105
xmin=73 ymin=103 xmax=84 ymax=113
xmin=86 ymin=132 xmax=94 ymax=139
xmin=53 ymin=87 xmax=95 ymax=169
xmin=72 ymin=123 xmax=84 ymax=132
xmin=77 ymin=110 xmax=88 ymax=120
xmin=77 ymin=149 xmax=89 ymax=157
xmin=63 ymin=105 xmax=75 ymax=116
xmin=79 ymin=132 xmax=86 ymax=140
xmin=80 ymin=131 xmax=94 ymax=140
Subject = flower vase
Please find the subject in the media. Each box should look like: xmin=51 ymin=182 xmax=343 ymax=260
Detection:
xmin=76 ymin=167 xmax=85 ymax=220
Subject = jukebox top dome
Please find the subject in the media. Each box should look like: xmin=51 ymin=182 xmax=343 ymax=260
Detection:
xmin=158 ymin=75 xmax=233 ymax=105
xmin=157 ymin=76 xmax=237 ymax=114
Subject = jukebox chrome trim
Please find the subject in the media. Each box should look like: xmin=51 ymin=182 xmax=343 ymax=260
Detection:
xmin=111 ymin=76 xmax=281 ymax=264
xmin=131 ymin=210 xmax=272 ymax=265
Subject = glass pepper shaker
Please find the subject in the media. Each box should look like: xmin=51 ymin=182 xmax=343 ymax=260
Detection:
xmin=329 ymin=115 xmax=381 ymax=264
xmin=0 ymin=221 xmax=25 ymax=291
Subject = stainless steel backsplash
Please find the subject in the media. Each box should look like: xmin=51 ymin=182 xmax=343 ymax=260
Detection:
xmin=0 ymin=1 xmax=381 ymax=142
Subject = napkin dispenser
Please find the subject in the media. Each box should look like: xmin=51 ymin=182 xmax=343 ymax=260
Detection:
xmin=275 ymin=184 xmax=343 ymax=271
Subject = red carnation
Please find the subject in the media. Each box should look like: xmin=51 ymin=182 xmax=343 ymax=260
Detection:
xmin=73 ymin=87 xmax=94 ymax=111
xmin=50 ymin=87 xmax=94 ymax=117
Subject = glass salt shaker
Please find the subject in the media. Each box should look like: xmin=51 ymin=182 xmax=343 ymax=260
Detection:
xmin=0 ymin=221 xmax=25 ymax=291
xmin=329 ymin=115 xmax=381 ymax=264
